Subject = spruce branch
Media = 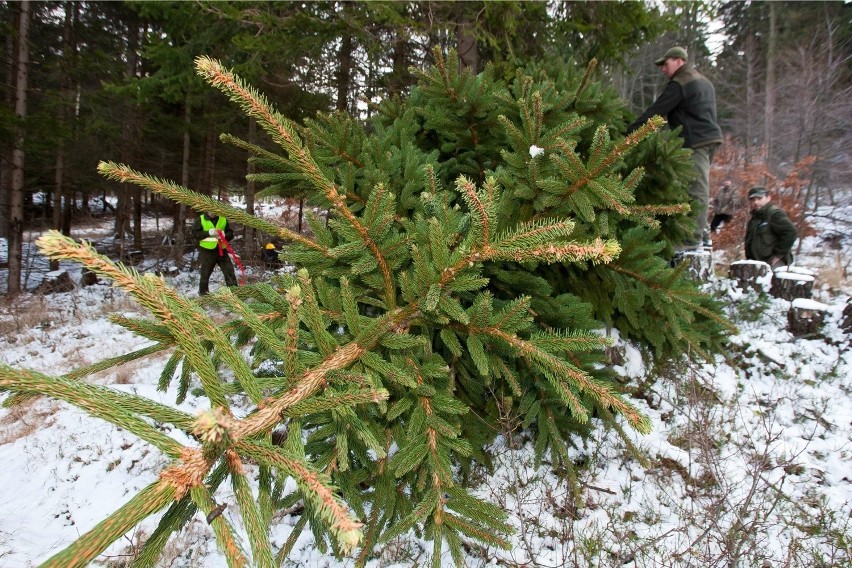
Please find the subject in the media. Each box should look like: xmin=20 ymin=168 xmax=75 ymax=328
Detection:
xmin=229 ymin=453 xmax=276 ymax=568
xmin=474 ymin=328 xmax=651 ymax=433
xmin=236 ymin=439 xmax=363 ymax=553
xmin=189 ymin=483 xmax=250 ymax=567
xmin=0 ymin=366 xmax=185 ymax=457
xmin=0 ymin=342 xmax=167 ymax=408
xmin=194 ymin=57 xmax=397 ymax=309
xmin=35 ymin=232 xmax=230 ymax=408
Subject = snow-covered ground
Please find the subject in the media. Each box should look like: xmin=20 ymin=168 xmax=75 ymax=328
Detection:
xmin=1 ymin=201 xmax=849 ymax=567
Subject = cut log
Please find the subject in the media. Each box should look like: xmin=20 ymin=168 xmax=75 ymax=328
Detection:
xmin=36 ymin=270 xmax=75 ymax=294
xmin=729 ymin=260 xmax=771 ymax=293
xmin=770 ymin=271 xmax=814 ymax=301
xmin=788 ymin=298 xmax=830 ymax=337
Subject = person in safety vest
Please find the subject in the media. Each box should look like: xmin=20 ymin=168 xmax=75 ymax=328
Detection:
xmin=193 ymin=211 xmax=238 ymax=295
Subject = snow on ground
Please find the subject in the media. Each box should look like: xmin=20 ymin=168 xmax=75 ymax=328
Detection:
xmin=0 ymin=201 xmax=850 ymax=567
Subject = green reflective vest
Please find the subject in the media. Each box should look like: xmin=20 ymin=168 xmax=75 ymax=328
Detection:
xmin=199 ymin=215 xmax=227 ymax=249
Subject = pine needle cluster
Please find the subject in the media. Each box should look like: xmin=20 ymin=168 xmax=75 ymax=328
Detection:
xmin=0 ymin=49 xmax=732 ymax=567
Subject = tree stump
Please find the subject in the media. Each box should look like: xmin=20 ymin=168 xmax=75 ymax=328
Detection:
xmin=770 ymin=271 xmax=814 ymax=301
xmin=729 ymin=260 xmax=772 ymax=293
xmin=675 ymin=250 xmax=713 ymax=281
xmin=36 ymin=270 xmax=75 ymax=294
xmin=155 ymin=265 xmax=180 ymax=277
xmin=788 ymin=298 xmax=830 ymax=337
xmin=80 ymin=268 xmax=99 ymax=287
xmin=773 ymin=265 xmax=816 ymax=278
xmin=121 ymin=250 xmax=144 ymax=266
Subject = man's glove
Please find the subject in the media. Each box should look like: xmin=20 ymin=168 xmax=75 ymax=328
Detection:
xmin=209 ymin=229 xmax=218 ymax=236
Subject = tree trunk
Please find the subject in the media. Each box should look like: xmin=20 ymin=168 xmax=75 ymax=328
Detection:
xmin=336 ymin=2 xmax=353 ymax=112
xmin=763 ymin=2 xmax=776 ymax=173
xmin=114 ymin=19 xmax=140 ymax=243
xmin=171 ymin=95 xmax=191 ymax=262
xmin=455 ymin=12 xmax=478 ymax=72
xmin=244 ymin=116 xmax=257 ymax=256
xmin=201 ymin=129 xmax=215 ymax=197
xmin=128 ymin=24 xmax=142 ymax=250
xmin=0 ymin=28 xmax=14 ymax=239
xmin=8 ymin=0 xmax=31 ymax=295
xmin=389 ymin=28 xmax=409 ymax=97
xmin=743 ymin=36 xmax=756 ymax=166
xmin=51 ymin=1 xmax=77 ymax=270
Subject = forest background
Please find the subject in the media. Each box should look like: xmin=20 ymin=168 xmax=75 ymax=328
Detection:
xmin=1 ymin=0 xmax=850 ymax=295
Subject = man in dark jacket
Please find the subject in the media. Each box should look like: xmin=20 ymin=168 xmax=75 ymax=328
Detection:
xmin=194 ymin=211 xmax=238 ymax=295
xmin=627 ymin=46 xmax=723 ymax=250
xmin=744 ymin=187 xmax=798 ymax=268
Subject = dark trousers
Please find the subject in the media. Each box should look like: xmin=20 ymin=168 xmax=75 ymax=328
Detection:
xmin=198 ymin=248 xmax=237 ymax=295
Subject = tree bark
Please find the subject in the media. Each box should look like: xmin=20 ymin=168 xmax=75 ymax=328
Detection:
xmin=171 ymin=97 xmax=191 ymax=262
xmin=336 ymin=2 xmax=353 ymax=112
xmin=0 ymin=27 xmax=14 ymax=239
xmin=8 ymin=0 xmax=31 ymax=295
xmin=455 ymin=12 xmax=478 ymax=72
xmin=244 ymin=116 xmax=257 ymax=256
xmin=763 ymin=2 xmax=776 ymax=172
xmin=50 ymin=1 xmax=77 ymax=270
xmin=113 ymin=18 xmax=141 ymax=245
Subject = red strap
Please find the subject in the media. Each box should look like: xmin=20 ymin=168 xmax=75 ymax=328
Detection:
xmin=215 ymin=229 xmax=245 ymax=286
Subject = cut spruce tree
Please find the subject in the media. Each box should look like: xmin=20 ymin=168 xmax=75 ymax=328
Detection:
xmin=0 ymin=50 xmax=733 ymax=567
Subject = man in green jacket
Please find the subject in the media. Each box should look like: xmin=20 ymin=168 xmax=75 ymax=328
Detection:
xmin=194 ymin=211 xmax=238 ymax=295
xmin=627 ymin=46 xmax=723 ymax=251
xmin=745 ymin=187 xmax=798 ymax=268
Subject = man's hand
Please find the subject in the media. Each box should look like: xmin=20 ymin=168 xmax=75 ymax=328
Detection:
xmin=209 ymin=229 xmax=218 ymax=236
xmin=769 ymin=256 xmax=783 ymax=268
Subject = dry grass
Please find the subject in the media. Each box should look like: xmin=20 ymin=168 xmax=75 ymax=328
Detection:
xmin=0 ymin=398 xmax=60 ymax=446
xmin=0 ymin=295 xmax=60 ymax=337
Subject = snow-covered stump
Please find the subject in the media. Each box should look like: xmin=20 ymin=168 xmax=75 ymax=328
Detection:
xmin=729 ymin=260 xmax=772 ymax=293
xmin=675 ymin=250 xmax=713 ymax=281
xmin=771 ymin=269 xmax=815 ymax=301
xmin=36 ymin=270 xmax=75 ymax=294
xmin=788 ymin=298 xmax=830 ymax=337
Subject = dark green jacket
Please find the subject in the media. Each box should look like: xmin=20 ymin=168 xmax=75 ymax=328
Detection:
xmin=745 ymin=204 xmax=798 ymax=264
xmin=628 ymin=64 xmax=723 ymax=149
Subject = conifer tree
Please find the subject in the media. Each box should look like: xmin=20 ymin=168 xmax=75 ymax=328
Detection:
xmin=0 ymin=50 xmax=732 ymax=567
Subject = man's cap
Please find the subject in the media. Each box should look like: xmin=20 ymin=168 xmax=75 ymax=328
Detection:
xmin=655 ymin=46 xmax=688 ymax=66
xmin=747 ymin=186 xmax=769 ymax=199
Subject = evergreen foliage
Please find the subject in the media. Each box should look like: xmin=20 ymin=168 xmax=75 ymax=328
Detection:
xmin=0 ymin=50 xmax=732 ymax=566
